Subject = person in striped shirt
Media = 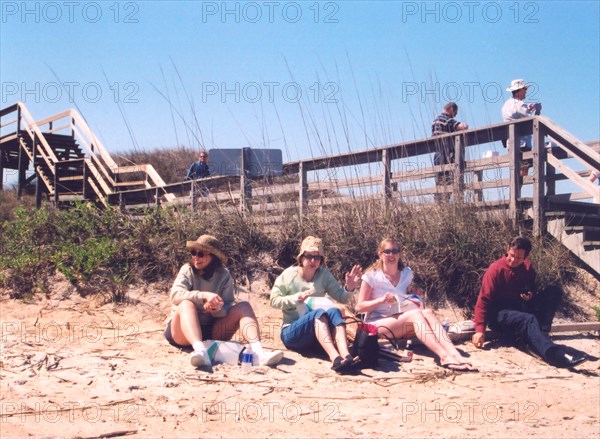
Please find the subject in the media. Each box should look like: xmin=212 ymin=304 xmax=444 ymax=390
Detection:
xmin=431 ymin=102 xmax=469 ymax=202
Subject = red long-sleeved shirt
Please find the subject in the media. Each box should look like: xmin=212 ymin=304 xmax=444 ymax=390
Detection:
xmin=473 ymin=256 xmax=536 ymax=333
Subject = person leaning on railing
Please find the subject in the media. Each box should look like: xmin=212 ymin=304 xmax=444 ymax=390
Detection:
xmin=431 ymin=101 xmax=469 ymax=202
xmin=501 ymin=79 xmax=542 ymax=177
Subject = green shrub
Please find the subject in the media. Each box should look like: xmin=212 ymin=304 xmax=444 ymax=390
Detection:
xmin=0 ymin=191 xmax=583 ymax=314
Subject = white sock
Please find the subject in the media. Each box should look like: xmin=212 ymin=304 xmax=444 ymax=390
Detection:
xmin=250 ymin=341 xmax=264 ymax=356
xmin=192 ymin=341 xmax=206 ymax=352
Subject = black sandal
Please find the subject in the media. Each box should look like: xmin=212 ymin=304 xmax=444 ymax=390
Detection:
xmin=331 ymin=356 xmax=344 ymax=372
xmin=331 ymin=355 xmax=358 ymax=374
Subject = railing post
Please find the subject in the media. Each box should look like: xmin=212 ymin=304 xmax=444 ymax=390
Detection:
xmin=54 ymin=162 xmax=59 ymax=206
xmin=473 ymin=170 xmax=484 ymax=202
xmin=382 ymin=149 xmax=392 ymax=206
xmin=155 ymin=187 xmax=161 ymax=207
xmin=0 ymin=145 xmax=4 ymax=192
xmin=508 ymin=123 xmax=520 ymax=227
xmin=546 ymin=132 xmax=556 ymax=197
xmin=32 ymin=135 xmax=40 ymax=207
xmin=240 ymin=148 xmax=252 ymax=213
xmin=532 ymin=118 xmax=547 ymax=238
xmin=82 ymin=162 xmax=88 ymax=200
xmin=17 ymin=134 xmax=28 ymax=199
xmin=190 ymin=181 xmax=196 ymax=211
xmin=299 ymin=161 xmax=308 ymax=220
xmin=454 ymin=134 xmax=465 ymax=201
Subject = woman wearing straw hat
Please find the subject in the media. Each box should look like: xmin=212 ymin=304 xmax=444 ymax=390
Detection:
xmin=165 ymin=234 xmax=283 ymax=368
xmin=270 ymin=236 xmax=363 ymax=373
xmin=356 ymin=237 xmax=478 ymax=372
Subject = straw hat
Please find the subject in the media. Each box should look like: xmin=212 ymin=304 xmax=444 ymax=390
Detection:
xmin=186 ymin=234 xmax=227 ymax=264
xmin=297 ymin=236 xmax=325 ymax=261
xmin=506 ymin=79 xmax=529 ymax=92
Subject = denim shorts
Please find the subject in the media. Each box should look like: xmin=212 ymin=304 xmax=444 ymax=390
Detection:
xmin=280 ymin=308 xmax=345 ymax=352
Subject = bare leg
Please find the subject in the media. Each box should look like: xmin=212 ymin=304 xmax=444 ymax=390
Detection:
xmin=169 ymin=300 xmax=203 ymax=346
xmin=334 ymin=325 xmax=351 ymax=358
xmin=213 ymin=301 xmax=260 ymax=342
xmin=376 ymin=311 xmax=454 ymax=364
xmin=420 ymin=309 xmax=465 ymax=362
xmin=314 ymin=315 xmax=340 ymax=362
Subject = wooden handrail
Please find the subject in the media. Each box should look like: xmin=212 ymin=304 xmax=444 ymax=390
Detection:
xmin=2 ymin=102 xmax=598 ymax=233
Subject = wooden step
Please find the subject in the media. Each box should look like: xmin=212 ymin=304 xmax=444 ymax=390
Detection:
xmin=547 ymin=199 xmax=600 ymax=215
xmin=546 ymin=211 xmax=600 ymax=227
xmin=583 ymin=240 xmax=600 ymax=249
xmin=563 ymin=225 xmax=600 ymax=240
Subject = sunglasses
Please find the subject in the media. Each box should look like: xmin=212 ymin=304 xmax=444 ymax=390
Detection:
xmin=190 ymin=250 xmax=209 ymax=258
xmin=382 ymin=248 xmax=401 ymax=255
xmin=303 ymin=254 xmax=323 ymax=262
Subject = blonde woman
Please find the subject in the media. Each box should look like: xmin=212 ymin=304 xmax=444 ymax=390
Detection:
xmin=356 ymin=238 xmax=478 ymax=372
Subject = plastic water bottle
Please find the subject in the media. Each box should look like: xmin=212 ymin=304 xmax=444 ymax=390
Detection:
xmin=241 ymin=346 xmax=253 ymax=373
xmin=400 ymin=340 xmax=413 ymax=363
xmin=442 ymin=318 xmax=450 ymax=332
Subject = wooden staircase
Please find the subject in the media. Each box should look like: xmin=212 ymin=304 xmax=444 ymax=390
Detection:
xmin=0 ymin=102 xmax=175 ymax=207
xmin=545 ymin=200 xmax=600 ymax=273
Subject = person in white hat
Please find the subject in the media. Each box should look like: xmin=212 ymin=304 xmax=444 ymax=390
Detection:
xmin=165 ymin=234 xmax=283 ymax=369
xmin=502 ymin=79 xmax=542 ymax=123
xmin=501 ymin=79 xmax=542 ymax=175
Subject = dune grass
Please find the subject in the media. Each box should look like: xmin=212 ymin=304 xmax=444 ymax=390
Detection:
xmin=0 ymin=187 xmax=583 ymax=318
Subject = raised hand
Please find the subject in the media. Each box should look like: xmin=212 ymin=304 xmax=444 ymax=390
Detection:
xmin=344 ymin=264 xmax=363 ymax=291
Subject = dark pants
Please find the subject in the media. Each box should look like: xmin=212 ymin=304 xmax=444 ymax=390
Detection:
xmin=491 ymin=286 xmax=562 ymax=362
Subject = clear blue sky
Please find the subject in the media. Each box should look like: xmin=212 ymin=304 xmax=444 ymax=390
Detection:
xmin=1 ymin=0 xmax=599 ymax=167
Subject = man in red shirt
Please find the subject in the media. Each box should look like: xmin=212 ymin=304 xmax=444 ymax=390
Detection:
xmin=472 ymin=236 xmax=586 ymax=368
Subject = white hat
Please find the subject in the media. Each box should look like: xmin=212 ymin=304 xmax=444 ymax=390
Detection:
xmin=507 ymin=79 xmax=529 ymax=92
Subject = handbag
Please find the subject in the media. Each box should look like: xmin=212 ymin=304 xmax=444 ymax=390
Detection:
xmin=347 ymin=318 xmax=397 ymax=369
xmin=350 ymin=321 xmax=380 ymax=368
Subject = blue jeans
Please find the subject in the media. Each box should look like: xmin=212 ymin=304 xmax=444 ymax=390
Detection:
xmin=281 ymin=308 xmax=346 ymax=352
xmin=491 ymin=286 xmax=562 ymax=361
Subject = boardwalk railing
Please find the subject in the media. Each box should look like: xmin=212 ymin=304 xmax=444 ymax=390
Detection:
xmin=2 ymin=102 xmax=598 ymax=240
xmin=110 ymin=116 xmax=598 ymax=237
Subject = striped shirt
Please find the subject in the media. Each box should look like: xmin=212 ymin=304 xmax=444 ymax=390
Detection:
xmin=432 ymin=112 xmax=461 ymax=165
